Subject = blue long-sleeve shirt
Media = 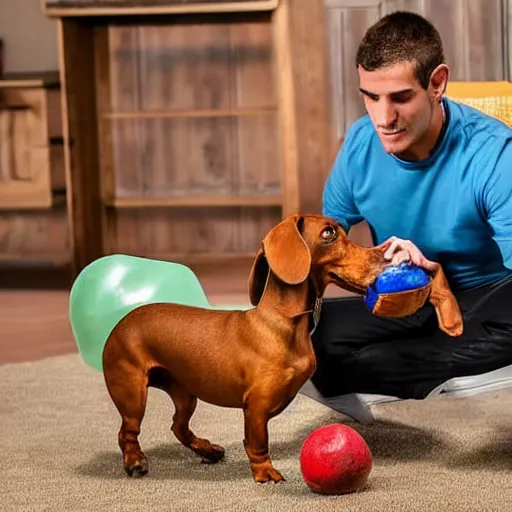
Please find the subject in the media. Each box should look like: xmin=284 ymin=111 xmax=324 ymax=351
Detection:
xmin=323 ymin=97 xmax=512 ymax=291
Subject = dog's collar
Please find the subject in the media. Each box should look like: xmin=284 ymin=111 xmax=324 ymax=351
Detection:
xmin=291 ymin=297 xmax=322 ymax=334
xmin=310 ymin=297 xmax=323 ymax=335
xmin=287 ymin=297 xmax=323 ymax=335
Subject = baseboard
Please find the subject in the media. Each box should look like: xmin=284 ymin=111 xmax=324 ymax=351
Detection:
xmin=0 ymin=265 xmax=72 ymax=290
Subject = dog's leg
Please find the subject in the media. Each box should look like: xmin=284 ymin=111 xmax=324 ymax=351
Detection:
xmin=165 ymin=381 xmax=225 ymax=463
xmin=103 ymin=363 xmax=149 ymax=478
xmin=243 ymin=397 xmax=284 ymax=484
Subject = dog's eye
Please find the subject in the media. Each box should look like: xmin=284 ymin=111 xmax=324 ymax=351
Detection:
xmin=321 ymin=226 xmax=337 ymax=242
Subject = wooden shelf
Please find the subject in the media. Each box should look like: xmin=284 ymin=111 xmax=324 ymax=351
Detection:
xmin=106 ymin=195 xmax=282 ymax=208
xmin=0 ymin=72 xmax=60 ymax=89
xmin=101 ymin=107 xmax=277 ymax=120
xmin=43 ymin=0 xmax=279 ymax=17
xmin=0 ymin=104 xmax=31 ymax=112
xmin=0 ymin=191 xmax=67 ymax=211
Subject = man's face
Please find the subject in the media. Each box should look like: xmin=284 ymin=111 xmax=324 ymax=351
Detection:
xmin=358 ymin=61 xmax=437 ymax=160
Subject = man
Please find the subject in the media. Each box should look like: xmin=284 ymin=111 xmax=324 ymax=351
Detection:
xmin=310 ymin=11 xmax=512 ymax=419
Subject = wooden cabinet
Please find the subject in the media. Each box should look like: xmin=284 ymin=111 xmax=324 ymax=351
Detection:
xmin=0 ymin=72 xmax=70 ymax=269
xmin=43 ymin=0 xmax=334 ymax=276
xmin=0 ymin=72 xmax=65 ymax=209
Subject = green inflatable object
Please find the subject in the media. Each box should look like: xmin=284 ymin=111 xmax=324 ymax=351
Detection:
xmin=69 ymin=254 xmax=223 ymax=372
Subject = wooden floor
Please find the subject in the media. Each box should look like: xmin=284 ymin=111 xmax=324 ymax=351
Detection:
xmin=0 ymin=257 xmax=350 ymax=366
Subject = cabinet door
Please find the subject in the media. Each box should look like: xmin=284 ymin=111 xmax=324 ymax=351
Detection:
xmin=325 ymin=0 xmax=509 ymax=142
xmin=0 ymin=89 xmax=53 ymax=209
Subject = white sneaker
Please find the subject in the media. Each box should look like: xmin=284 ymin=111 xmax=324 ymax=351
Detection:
xmin=428 ymin=363 xmax=512 ymax=398
xmin=300 ymin=381 xmax=399 ymax=424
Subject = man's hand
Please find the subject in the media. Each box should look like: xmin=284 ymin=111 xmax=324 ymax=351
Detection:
xmin=379 ymin=236 xmax=438 ymax=272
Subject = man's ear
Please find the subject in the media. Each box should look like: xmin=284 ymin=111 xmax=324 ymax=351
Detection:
xmin=429 ymin=63 xmax=449 ymax=101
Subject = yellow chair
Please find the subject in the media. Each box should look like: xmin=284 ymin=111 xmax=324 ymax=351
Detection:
xmin=446 ymin=81 xmax=512 ymax=128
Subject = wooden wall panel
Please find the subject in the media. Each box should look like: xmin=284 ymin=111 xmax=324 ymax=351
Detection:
xmin=326 ymin=1 xmax=381 ymax=138
xmin=231 ymin=21 xmax=280 ymax=196
xmin=104 ymin=19 xmax=278 ymax=199
xmin=426 ymin=0 xmax=504 ymax=80
xmin=381 ymin=0 xmax=424 ymax=11
xmin=136 ymin=23 xmax=232 ymax=111
xmin=281 ymin=0 xmax=335 ymax=213
xmin=114 ymin=206 xmax=280 ymax=260
xmin=0 ymin=209 xmax=69 ymax=264
xmin=107 ymin=26 xmax=141 ymax=112
xmin=107 ymin=114 xmax=279 ymax=198
xmin=385 ymin=1 xmax=505 ymax=80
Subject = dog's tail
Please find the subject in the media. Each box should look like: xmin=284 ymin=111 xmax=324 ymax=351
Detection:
xmin=68 ymin=254 xmax=211 ymax=372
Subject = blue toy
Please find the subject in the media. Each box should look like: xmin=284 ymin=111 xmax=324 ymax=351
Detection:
xmin=364 ymin=262 xmax=432 ymax=317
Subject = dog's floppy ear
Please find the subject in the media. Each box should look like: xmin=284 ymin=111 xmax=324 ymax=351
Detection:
xmin=248 ymin=246 xmax=269 ymax=306
xmin=262 ymin=215 xmax=311 ymax=285
xmin=248 ymin=215 xmax=311 ymax=305
xmin=428 ymin=264 xmax=464 ymax=337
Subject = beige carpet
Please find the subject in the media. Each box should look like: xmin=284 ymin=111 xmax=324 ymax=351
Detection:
xmin=2 ymin=354 xmax=512 ymax=512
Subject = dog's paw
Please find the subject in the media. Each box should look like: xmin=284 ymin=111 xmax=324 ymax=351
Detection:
xmin=124 ymin=456 xmax=148 ymax=478
xmin=199 ymin=444 xmax=225 ymax=464
xmin=206 ymin=443 xmax=226 ymax=463
xmin=192 ymin=439 xmax=225 ymax=464
xmin=254 ymin=466 xmax=285 ymax=484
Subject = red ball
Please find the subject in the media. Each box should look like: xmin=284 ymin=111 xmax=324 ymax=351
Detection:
xmin=300 ymin=424 xmax=373 ymax=495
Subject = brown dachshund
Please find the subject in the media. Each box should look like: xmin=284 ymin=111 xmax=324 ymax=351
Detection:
xmin=102 ymin=214 xmax=462 ymax=483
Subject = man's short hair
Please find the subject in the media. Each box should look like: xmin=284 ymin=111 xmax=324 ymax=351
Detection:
xmin=355 ymin=11 xmax=445 ymax=89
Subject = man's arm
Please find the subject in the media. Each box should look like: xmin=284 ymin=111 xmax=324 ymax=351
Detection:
xmin=483 ymin=140 xmax=512 ymax=270
xmin=322 ymin=138 xmax=364 ymax=233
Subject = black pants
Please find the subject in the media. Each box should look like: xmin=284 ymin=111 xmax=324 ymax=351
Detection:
xmin=310 ymin=276 xmax=512 ymax=400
